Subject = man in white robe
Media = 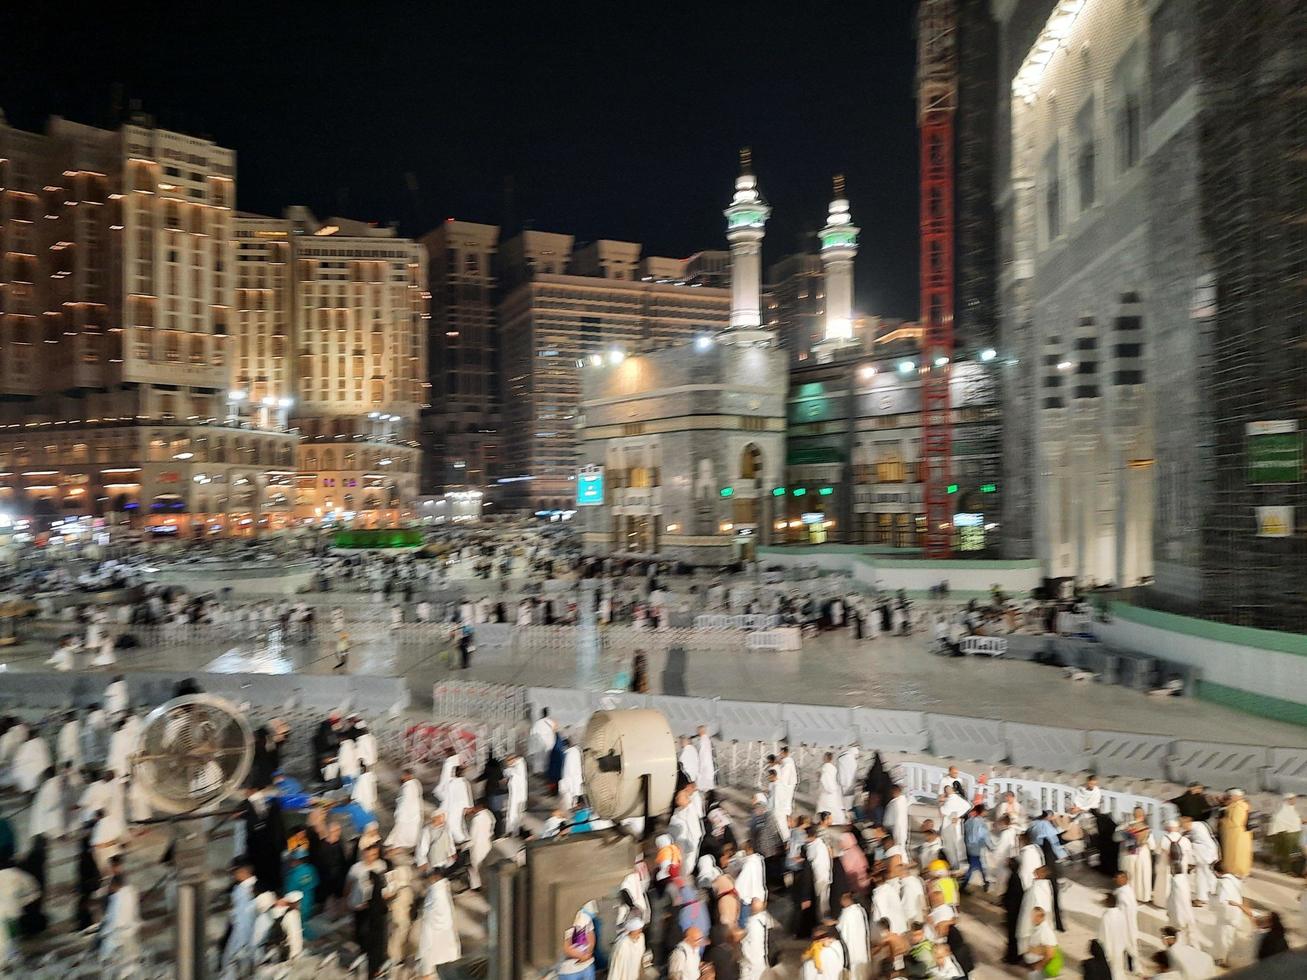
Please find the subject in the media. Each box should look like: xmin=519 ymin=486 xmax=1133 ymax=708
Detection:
xmin=778 ymin=746 xmax=797 ymax=803
xmin=740 ymin=899 xmax=772 ymax=980
xmin=1162 ymin=926 xmax=1216 ymax=980
xmin=806 ymin=830 xmax=833 ymax=920
xmin=884 ymin=784 xmax=910 ymax=849
xmin=466 ymin=804 xmax=495 ymax=890
xmin=385 ymin=770 xmax=422 ymax=850
xmin=1017 ymin=867 xmax=1055 ymax=947
xmin=1018 ymin=837 xmax=1044 ymax=888
xmin=838 ymin=890 xmax=872 ymax=980
xmin=30 ymin=767 xmax=66 ymax=841
xmin=899 ymin=868 xmax=927 ymax=925
xmin=734 ymin=840 xmax=767 ymax=908
xmin=1183 ymin=816 xmax=1218 ymax=906
xmin=1114 ymin=871 xmax=1140 ymax=970
xmin=695 ymin=726 xmax=716 ymax=792
xmin=99 ymin=875 xmax=142 ymax=971
xmin=558 ymin=742 xmax=583 ymax=811
xmin=938 ymin=785 xmax=969 ymax=868
xmin=1210 ymin=867 xmax=1250 ymax=967
xmin=104 ymin=675 xmax=129 ymax=716
xmin=416 ymin=811 xmax=456 ymax=872
xmin=434 ymin=753 xmax=460 ymax=803
xmin=504 ymin=754 xmax=528 ymax=836
xmin=440 ymin=767 xmax=473 ymax=844
xmin=1163 ymin=822 xmax=1197 ymax=946
xmin=351 ymin=762 xmax=379 ymax=818
xmin=669 ymin=787 xmax=705 ymax=871
xmin=872 ymin=875 xmax=907 ymax=935
xmin=106 ymin=720 xmax=132 ymax=780
xmin=528 ymin=711 xmax=556 ymax=775
xmin=668 ymin=925 xmax=704 ymax=980
xmin=815 ymin=753 xmax=846 ymax=824
xmin=836 ymin=744 xmax=860 ymax=814
xmin=56 ymin=713 xmax=82 ymax=770
xmin=1099 ymin=892 xmax=1131 ymax=979
xmin=417 ymin=871 xmax=460 ymax=977
xmin=12 ymin=730 xmax=51 ymax=794
xmin=608 ymin=917 xmax=646 ymax=980
xmin=678 ymin=737 xmax=700 ymax=785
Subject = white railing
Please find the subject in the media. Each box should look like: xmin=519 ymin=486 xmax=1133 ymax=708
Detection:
xmin=693 ymin=613 xmax=780 ymax=631
xmin=960 ymin=635 xmax=1007 ymax=657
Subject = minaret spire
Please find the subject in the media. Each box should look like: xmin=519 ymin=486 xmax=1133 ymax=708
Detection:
xmin=720 ymin=147 xmax=772 ymax=345
xmin=814 ymin=173 xmax=860 ymax=360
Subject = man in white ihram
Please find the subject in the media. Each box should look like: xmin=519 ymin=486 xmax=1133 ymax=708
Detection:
xmin=99 ymin=874 xmax=142 ymax=971
xmin=1183 ymin=815 xmax=1219 ymax=905
xmin=440 ymin=764 xmax=473 ymax=845
xmin=1098 ymin=891 xmax=1132 ymax=979
xmin=528 ymin=709 xmax=557 ymax=775
xmin=385 ymin=769 xmax=423 ymax=850
xmin=884 ymin=784 xmax=910 ymax=850
xmin=1161 ymin=820 xmax=1197 ymax=945
xmin=695 ymin=726 xmax=716 ymax=792
xmin=938 ymin=784 xmax=969 ymax=868
xmin=558 ymin=740 xmax=583 ymax=811
xmin=679 ymin=736 xmax=700 ymax=785
xmin=504 ymin=753 xmax=529 ymax=836
xmin=417 ymin=868 xmax=460 ymax=977
xmin=836 ymin=744 xmax=860 ymax=816
xmin=815 ymin=752 xmax=846 ymax=824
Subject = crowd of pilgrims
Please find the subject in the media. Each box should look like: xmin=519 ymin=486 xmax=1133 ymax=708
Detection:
xmin=527 ymin=710 xmax=1302 ymax=979
xmin=0 ymin=683 xmax=1301 ymax=977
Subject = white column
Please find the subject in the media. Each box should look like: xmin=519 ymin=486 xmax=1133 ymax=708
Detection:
xmin=720 ymin=148 xmax=772 ymax=346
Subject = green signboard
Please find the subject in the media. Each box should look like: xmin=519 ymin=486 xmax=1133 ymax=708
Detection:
xmin=1247 ymin=421 xmax=1302 ymax=484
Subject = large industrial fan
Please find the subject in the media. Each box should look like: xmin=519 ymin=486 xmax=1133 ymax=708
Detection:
xmin=581 ymin=708 xmax=677 ymax=822
xmin=131 ymin=693 xmax=255 ymax=980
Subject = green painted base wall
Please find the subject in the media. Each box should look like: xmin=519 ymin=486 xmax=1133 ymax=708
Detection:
xmin=1197 ymin=681 xmax=1307 ymax=728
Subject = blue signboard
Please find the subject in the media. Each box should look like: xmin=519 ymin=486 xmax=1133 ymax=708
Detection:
xmin=576 ymin=465 xmax=605 ymax=506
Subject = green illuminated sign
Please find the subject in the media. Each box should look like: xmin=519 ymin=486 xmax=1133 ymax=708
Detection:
xmin=818 ymin=487 xmax=834 ymax=496
xmin=720 ymin=487 xmax=734 ymax=498
xmin=980 ymin=483 xmax=997 ymax=493
xmin=772 ymin=487 xmax=786 ymax=497
xmin=793 ymin=488 xmax=807 ymax=497
xmin=947 ymin=484 xmax=959 ymax=494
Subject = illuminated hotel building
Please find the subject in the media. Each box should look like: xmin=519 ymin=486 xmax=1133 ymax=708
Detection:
xmin=0 ymin=113 xmax=424 ymax=536
xmin=284 ymin=209 xmax=426 ymax=527
xmin=497 ymin=232 xmax=731 ymax=511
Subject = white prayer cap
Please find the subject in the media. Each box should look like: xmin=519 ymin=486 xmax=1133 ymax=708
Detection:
xmin=1228 ymin=788 xmax=1244 ymax=798
xmin=656 ymin=834 xmax=673 ymax=848
xmin=623 ymin=916 xmax=645 ymax=932
xmin=1285 ymin=793 xmax=1298 ymax=800
xmin=1164 ymin=819 xmax=1179 ymax=830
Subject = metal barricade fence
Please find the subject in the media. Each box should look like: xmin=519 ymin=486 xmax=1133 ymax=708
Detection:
xmin=432 ymin=680 xmax=526 ymax=726
xmin=692 ymin=614 xmax=781 ymax=631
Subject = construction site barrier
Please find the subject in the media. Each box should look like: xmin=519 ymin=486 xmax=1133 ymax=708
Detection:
xmin=1266 ymin=748 xmax=1307 ymax=795
xmin=851 ymin=708 xmax=930 ymax=754
xmin=1167 ymin=740 xmax=1271 ymax=792
xmin=1086 ymin=730 xmax=1174 ymax=781
xmin=1003 ymin=721 xmax=1092 ymax=773
xmin=925 ymin=713 xmax=1007 ymax=763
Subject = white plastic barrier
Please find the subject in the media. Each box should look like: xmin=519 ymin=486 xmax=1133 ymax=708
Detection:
xmin=645 ymin=695 xmax=720 ymax=737
xmin=851 ymin=708 xmax=930 ymax=754
xmin=746 ymin=628 xmax=801 ymax=651
xmin=960 ymin=635 xmax=1007 ymax=657
xmin=1266 ymin=748 xmax=1307 ymax=795
xmin=927 ymin=713 xmax=1007 ymax=763
xmin=526 ymin=687 xmax=596 ymax=730
xmin=783 ymin=704 xmax=856 ymax=747
xmin=1004 ymin=722 xmax=1091 ymax=773
xmin=1086 ymin=730 xmax=1173 ymax=781
xmin=1168 ymin=740 xmax=1270 ymax=792
xmin=716 ymin=699 xmax=787 ymax=742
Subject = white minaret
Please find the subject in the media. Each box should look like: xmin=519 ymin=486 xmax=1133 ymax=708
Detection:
xmin=719 ymin=147 xmax=772 ymax=345
xmin=814 ymin=174 xmax=859 ymax=361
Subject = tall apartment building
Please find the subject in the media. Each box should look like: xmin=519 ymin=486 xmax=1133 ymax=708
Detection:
xmin=498 ymin=232 xmax=731 ymax=511
xmin=0 ymin=113 xmax=425 ymax=535
xmin=0 ymin=114 xmax=303 ymax=536
xmin=993 ymin=0 xmax=1304 ymax=628
xmin=418 ymin=219 xmax=500 ymax=495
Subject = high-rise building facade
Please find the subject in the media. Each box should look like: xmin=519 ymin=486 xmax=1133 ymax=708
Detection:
xmin=498 ymin=232 xmax=731 ymax=511
xmin=0 ymin=114 xmax=304 ymax=537
xmin=994 ymin=0 xmax=1304 ymax=628
xmin=418 ymin=219 xmax=500 ymax=495
xmin=0 ymin=113 xmax=425 ymax=536
xmin=764 ymin=253 xmax=825 ymax=364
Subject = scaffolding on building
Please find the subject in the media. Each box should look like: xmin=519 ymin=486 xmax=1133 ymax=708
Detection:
xmin=918 ymin=0 xmax=959 ymax=558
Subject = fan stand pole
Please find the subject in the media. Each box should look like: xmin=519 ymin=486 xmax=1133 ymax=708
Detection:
xmin=640 ymin=772 xmax=654 ymax=843
xmin=174 ymin=821 xmax=211 ymax=980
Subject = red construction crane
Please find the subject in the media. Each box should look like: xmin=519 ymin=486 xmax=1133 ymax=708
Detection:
xmin=917 ymin=0 xmax=958 ymax=558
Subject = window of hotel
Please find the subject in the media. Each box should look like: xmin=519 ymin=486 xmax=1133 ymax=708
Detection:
xmin=1042 ymin=143 xmax=1062 ymax=242
xmin=1075 ymin=100 xmax=1096 ymax=211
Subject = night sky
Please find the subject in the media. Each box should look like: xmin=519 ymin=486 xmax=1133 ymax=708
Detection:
xmin=2 ymin=3 xmax=921 ymax=317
